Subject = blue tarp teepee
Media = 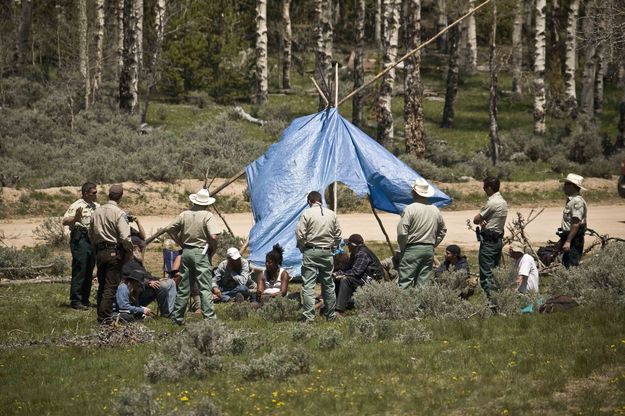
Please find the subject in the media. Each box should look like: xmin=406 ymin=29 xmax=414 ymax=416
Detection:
xmin=245 ymin=108 xmax=451 ymax=274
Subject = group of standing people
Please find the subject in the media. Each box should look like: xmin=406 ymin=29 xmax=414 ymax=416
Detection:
xmin=63 ymin=171 xmax=588 ymax=324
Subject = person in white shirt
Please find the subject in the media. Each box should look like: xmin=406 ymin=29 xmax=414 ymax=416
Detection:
xmin=508 ymin=241 xmax=539 ymax=294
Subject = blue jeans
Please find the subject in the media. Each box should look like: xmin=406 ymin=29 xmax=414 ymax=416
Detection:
xmin=139 ymin=278 xmax=177 ymax=317
xmin=219 ymin=284 xmax=250 ymax=302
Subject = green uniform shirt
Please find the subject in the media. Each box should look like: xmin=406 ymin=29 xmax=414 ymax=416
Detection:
xmin=396 ymin=202 xmax=447 ymax=251
xmin=89 ymin=200 xmax=132 ymax=250
xmin=163 ymin=208 xmax=220 ymax=248
xmin=295 ymin=203 xmax=342 ymax=250
xmin=479 ymin=192 xmax=508 ymax=233
xmin=561 ymin=194 xmax=587 ymax=231
xmin=63 ymin=199 xmax=99 ymax=231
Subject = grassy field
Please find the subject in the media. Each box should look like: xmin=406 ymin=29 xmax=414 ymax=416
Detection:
xmin=1 ymin=282 xmax=625 ymax=415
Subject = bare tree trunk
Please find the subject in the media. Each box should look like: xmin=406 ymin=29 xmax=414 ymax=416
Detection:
xmin=511 ymin=0 xmax=524 ymax=98
xmin=524 ymin=0 xmax=535 ymax=72
xmin=489 ymin=0 xmax=500 ymax=164
xmin=376 ymin=0 xmax=400 ymax=147
xmin=404 ymin=0 xmax=425 ymax=157
xmin=315 ymin=0 xmax=333 ymax=110
xmin=255 ymin=0 xmax=268 ymax=104
xmin=533 ymin=0 xmax=547 ymax=135
xmin=563 ymin=0 xmax=580 ymax=116
xmin=375 ymin=0 xmax=382 ymax=46
xmin=135 ymin=0 xmax=143 ymax=70
xmin=119 ymin=0 xmax=139 ymax=114
xmin=281 ymin=0 xmax=292 ymax=90
xmin=16 ymin=0 xmax=33 ymax=70
xmin=56 ymin=3 xmax=63 ymax=69
xmin=92 ymin=0 xmax=105 ymax=105
xmin=466 ymin=0 xmax=477 ymax=73
xmin=580 ymin=2 xmax=597 ymax=116
xmin=435 ymin=0 xmax=447 ymax=51
xmin=140 ymin=0 xmax=166 ymax=124
xmin=441 ymin=24 xmax=459 ymax=129
xmin=78 ymin=0 xmax=89 ymax=110
xmin=593 ymin=44 xmax=605 ymax=116
xmin=117 ymin=0 xmax=125 ymax=78
xmin=352 ymin=0 xmax=365 ymax=126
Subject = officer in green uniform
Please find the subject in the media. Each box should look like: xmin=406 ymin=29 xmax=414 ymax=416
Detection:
xmin=397 ymin=178 xmax=447 ymax=288
xmin=146 ymin=188 xmax=220 ymax=324
xmin=558 ymin=173 xmax=588 ymax=268
xmin=473 ymin=176 xmax=508 ymax=298
xmin=296 ymin=191 xmax=342 ymax=322
xmin=63 ymin=182 xmax=99 ymax=310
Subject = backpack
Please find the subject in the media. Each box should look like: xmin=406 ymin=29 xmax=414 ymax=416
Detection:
xmin=538 ymin=295 xmax=579 ymax=313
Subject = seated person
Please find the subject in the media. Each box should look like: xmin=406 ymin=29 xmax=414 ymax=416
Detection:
xmin=509 ymin=241 xmax=539 ymax=294
xmin=435 ymin=244 xmax=469 ymax=278
xmin=213 ymin=247 xmax=251 ymax=302
xmin=256 ymin=244 xmax=291 ymax=300
xmin=112 ymin=273 xmax=153 ymax=323
xmin=121 ymin=235 xmax=177 ymax=317
xmin=335 ymin=234 xmax=385 ymax=315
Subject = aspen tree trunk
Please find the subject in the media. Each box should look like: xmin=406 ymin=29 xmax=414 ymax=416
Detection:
xmin=489 ymin=0 xmax=500 ymax=164
xmin=255 ymin=0 xmax=268 ymax=104
xmin=56 ymin=3 xmax=63 ymax=69
xmin=315 ymin=0 xmax=333 ymax=110
xmin=375 ymin=0 xmax=382 ymax=46
xmin=281 ymin=0 xmax=292 ymax=90
xmin=376 ymin=0 xmax=400 ymax=147
xmin=135 ymin=0 xmax=143 ymax=69
xmin=511 ymin=0 xmax=524 ymax=98
xmin=119 ymin=0 xmax=139 ymax=114
xmin=404 ymin=0 xmax=425 ymax=158
xmin=593 ymin=45 xmax=605 ymax=116
xmin=441 ymin=24 xmax=459 ymax=129
xmin=117 ymin=0 xmax=124 ymax=78
xmin=563 ymin=0 xmax=580 ymax=116
xmin=533 ymin=0 xmax=547 ymax=135
xmin=92 ymin=0 xmax=105 ymax=104
xmin=78 ymin=0 xmax=89 ymax=110
xmin=352 ymin=0 xmax=366 ymax=126
xmin=524 ymin=0 xmax=535 ymax=72
xmin=435 ymin=0 xmax=447 ymax=51
xmin=466 ymin=0 xmax=477 ymax=73
xmin=141 ymin=0 xmax=166 ymax=123
xmin=580 ymin=2 xmax=597 ymax=116
xmin=16 ymin=0 xmax=33 ymax=70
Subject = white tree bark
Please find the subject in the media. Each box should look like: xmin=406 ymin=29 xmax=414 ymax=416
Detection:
xmin=466 ymin=0 xmax=477 ymax=73
xmin=119 ymin=0 xmax=139 ymax=114
xmin=140 ymin=0 xmax=166 ymax=123
xmin=117 ymin=0 xmax=124 ymax=77
xmin=563 ymin=0 xmax=580 ymax=114
xmin=375 ymin=0 xmax=382 ymax=46
xmin=92 ymin=0 xmax=105 ymax=104
xmin=404 ymin=0 xmax=425 ymax=157
xmin=135 ymin=0 xmax=143 ymax=69
xmin=78 ymin=0 xmax=89 ymax=110
xmin=255 ymin=0 xmax=268 ymax=104
xmin=533 ymin=0 xmax=547 ymax=135
xmin=489 ymin=0 xmax=500 ymax=164
xmin=281 ymin=0 xmax=292 ymax=90
xmin=376 ymin=0 xmax=400 ymax=147
xmin=580 ymin=2 xmax=597 ymax=116
xmin=315 ymin=0 xmax=333 ymax=110
xmin=511 ymin=0 xmax=524 ymax=98
xmin=435 ymin=0 xmax=447 ymax=51
xmin=352 ymin=0 xmax=366 ymax=126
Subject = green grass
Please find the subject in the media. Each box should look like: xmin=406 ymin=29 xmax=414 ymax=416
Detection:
xmin=1 ymin=283 xmax=624 ymax=415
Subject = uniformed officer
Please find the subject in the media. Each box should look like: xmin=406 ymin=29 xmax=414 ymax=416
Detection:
xmin=558 ymin=173 xmax=588 ymax=268
xmin=473 ymin=176 xmax=508 ymax=298
xmin=296 ymin=191 xmax=342 ymax=322
xmin=146 ymin=188 xmax=220 ymax=324
xmin=397 ymin=178 xmax=447 ymax=288
xmin=62 ymin=182 xmax=99 ymax=310
xmin=89 ymin=184 xmax=133 ymax=323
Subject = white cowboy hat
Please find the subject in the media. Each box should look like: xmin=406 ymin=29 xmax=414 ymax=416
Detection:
xmin=412 ymin=178 xmax=436 ymax=198
xmin=189 ymin=188 xmax=216 ymax=206
xmin=560 ymin=173 xmax=586 ymax=191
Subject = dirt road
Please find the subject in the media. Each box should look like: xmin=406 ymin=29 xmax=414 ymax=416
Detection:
xmin=2 ymin=204 xmax=624 ymax=250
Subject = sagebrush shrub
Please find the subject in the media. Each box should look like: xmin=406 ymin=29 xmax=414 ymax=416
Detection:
xmin=220 ymin=302 xmax=252 ymax=321
xmin=0 ymin=246 xmax=67 ymax=279
xmin=257 ymin=296 xmax=301 ymax=322
xmin=317 ymin=328 xmax=342 ymax=350
xmin=291 ymin=324 xmax=311 ymax=341
xmin=395 ymin=323 xmax=433 ymax=344
xmin=353 ymin=281 xmax=421 ymax=320
xmin=111 ymin=385 xmax=160 ymax=416
xmin=33 ymin=216 xmax=67 ymax=247
xmin=239 ymin=346 xmax=310 ymax=380
xmin=413 ymin=283 xmax=483 ymax=320
xmin=348 ymin=313 xmax=394 ymax=341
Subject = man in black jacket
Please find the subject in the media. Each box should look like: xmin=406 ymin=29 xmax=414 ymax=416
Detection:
xmin=435 ymin=245 xmax=469 ymax=278
xmin=335 ymin=234 xmax=385 ymax=316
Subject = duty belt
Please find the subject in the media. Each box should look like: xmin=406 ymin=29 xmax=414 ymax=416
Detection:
xmin=304 ymin=244 xmax=333 ymax=251
xmin=95 ymin=242 xmax=119 ymax=250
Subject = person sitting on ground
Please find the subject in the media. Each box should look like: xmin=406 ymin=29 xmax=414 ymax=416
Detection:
xmin=112 ymin=271 xmax=154 ymax=323
xmin=334 ymin=234 xmax=385 ymax=316
xmin=435 ymin=244 xmax=469 ymax=278
xmin=256 ymin=244 xmax=291 ymax=300
xmin=121 ymin=234 xmax=177 ymax=317
xmin=508 ymin=241 xmax=539 ymax=294
xmin=213 ymin=247 xmax=251 ymax=302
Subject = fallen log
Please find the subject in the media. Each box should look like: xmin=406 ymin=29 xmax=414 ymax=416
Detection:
xmin=0 ymin=276 xmax=72 ymax=286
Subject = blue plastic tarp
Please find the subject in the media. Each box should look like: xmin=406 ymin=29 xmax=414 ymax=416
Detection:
xmin=245 ymin=108 xmax=451 ymax=274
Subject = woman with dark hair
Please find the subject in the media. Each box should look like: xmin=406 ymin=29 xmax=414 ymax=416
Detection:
xmin=256 ymin=244 xmax=291 ymax=299
xmin=335 ymin=234 xmax=385 ymax=316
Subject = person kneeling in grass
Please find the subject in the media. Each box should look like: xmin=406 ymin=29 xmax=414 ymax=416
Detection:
xmin=256 ymin=244 xmax=291 ymax=302
xmin=334 ymin=234 xmax=385 ymax=316
xmin=113 ymin=271 xmax=154 ymax=323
